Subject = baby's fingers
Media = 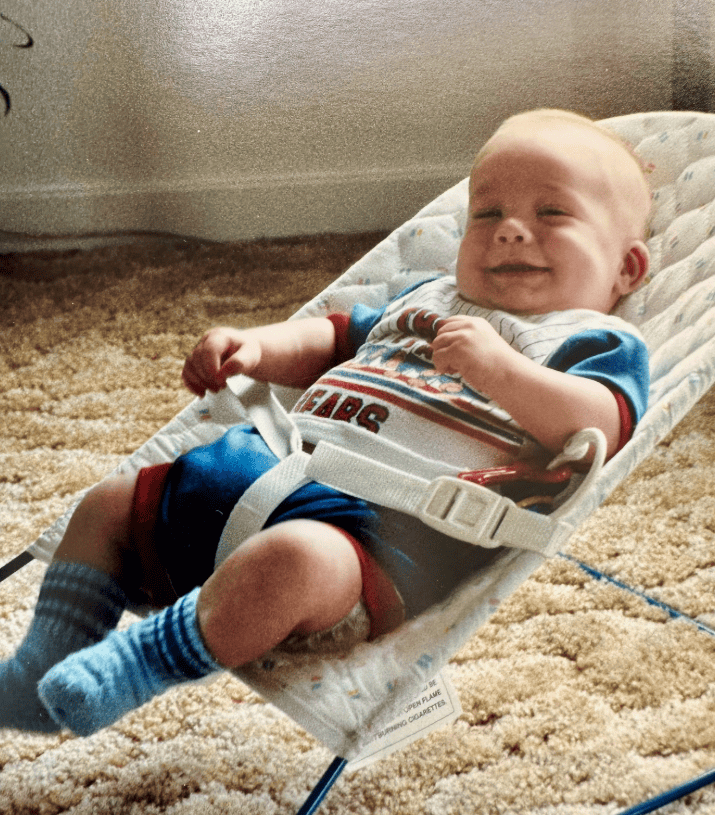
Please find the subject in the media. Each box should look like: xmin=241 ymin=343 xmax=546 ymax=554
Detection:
xmin=430 ymin=325 xmax=461 ymax=355
xmin=182 ymin=352 xmax=226 ymax=396
xmin=430 ymin=338 xmax=458 ymax=375
xmin=181 ymin=358 xmax=208 ymax=396
xmin=182 ymin=330 xmax=240 ymax=395
xmin=183 ymin=364 xmax=231 ymax=396
xmin=217 ymin=342 xmax=261 ymax=382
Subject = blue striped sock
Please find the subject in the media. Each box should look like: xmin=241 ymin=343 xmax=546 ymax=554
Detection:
xmin=0 ymin=561 xmax=127 ymax=732
xmin=38 ymin=587 xmax=220 ymax=735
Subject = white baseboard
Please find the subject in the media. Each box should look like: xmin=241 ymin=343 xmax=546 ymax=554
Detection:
xmin=0 ymin=164 xmax=467 ymax=246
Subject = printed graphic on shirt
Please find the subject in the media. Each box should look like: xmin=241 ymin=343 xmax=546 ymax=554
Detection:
xmin=296 ymin=302 xmax=526 ymax=455
xmin=293 ymin=276 xmax=645 ymax=465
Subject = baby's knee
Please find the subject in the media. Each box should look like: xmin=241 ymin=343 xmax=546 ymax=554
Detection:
xmin=54 ymin=472 xmax=140 ymax=582
xmin=258 ymin=521 xmax=364 ymax=628
xmin=253 ymin=521 xmax=361 ymax=584
xmin=75 ymin=473 xmax=136 ymax=539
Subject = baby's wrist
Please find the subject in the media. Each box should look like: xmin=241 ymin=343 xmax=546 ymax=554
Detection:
xmin=469 ymin=343 xmax=525 ymax=400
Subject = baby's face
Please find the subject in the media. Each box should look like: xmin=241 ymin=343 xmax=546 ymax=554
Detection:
xmin=456 ymin=125 xmax=647 ymax=315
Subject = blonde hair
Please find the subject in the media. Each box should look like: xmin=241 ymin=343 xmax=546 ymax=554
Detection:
xmin=472 ymin=108 xmax=652 ymax=237
xmin=474 ymin=108 xmax=642 ymax=170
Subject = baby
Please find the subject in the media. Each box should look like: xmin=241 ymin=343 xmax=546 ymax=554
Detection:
xmin=0 ymin=109 xmax=652 ymax=736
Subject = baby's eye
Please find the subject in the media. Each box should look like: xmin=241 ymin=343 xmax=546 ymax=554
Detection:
xmin=538 ymin=206 xmax=569 ymax=217
xmin=472 ymin=207 xmax=502 ymax=220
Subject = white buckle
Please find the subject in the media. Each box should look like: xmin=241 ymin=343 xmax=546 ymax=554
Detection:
xmin=418 ymin=476 xmax=511 ymax=548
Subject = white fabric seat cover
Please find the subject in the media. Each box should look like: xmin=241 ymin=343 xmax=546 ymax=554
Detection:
xmin=27 ymin=111 xmax=715 ymax=758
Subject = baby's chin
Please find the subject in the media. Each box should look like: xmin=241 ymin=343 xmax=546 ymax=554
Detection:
xmin=455 ymin=283 xmax=614 ymax=316
xmin=455 ymin=286 xmax=552 ymax=316
xmin=455 ymin=268 xmax=556 ymax=314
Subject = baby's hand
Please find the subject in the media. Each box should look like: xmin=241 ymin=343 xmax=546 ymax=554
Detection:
xmin=182 ymin=326 xmax=262 ymax=397
xmin=431 ymin=315 xmax=512 ymax=388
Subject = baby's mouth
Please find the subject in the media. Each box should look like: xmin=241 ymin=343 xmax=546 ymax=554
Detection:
xmin=487 ymin=263 xmax=550 ymax=274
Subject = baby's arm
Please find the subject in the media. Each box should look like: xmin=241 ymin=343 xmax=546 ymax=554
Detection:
xmin=182 ymin=318 xmax=337 ymax=397
xmin=431 ymin=315 xmax=624 ymax=458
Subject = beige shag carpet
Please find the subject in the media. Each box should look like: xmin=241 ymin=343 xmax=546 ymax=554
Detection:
xmin=2 ymin=233 xmax=715 ymax=815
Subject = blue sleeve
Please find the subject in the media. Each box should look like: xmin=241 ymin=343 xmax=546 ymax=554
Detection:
xmin=347 ymin=277 xmax=439 ymax=353
xmin=546 ymin=329 xmax=650 ymax=423
xmin=348 ymin=302 xmax=386 ymax=351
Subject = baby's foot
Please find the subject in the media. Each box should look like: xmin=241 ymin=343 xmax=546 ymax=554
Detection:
xmin=0 ymin=654 xmax=60 ymax=733
xmin=0 ymin=562 xmax=128 ymax=733
xmin=39 ymin=588 xmax=219 ymax=736
xmin=38 ymin=633 xmax=142 ymax=736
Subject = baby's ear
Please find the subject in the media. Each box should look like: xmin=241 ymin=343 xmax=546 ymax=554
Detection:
xmin=620 ymin=241 xmax=650 ymax=293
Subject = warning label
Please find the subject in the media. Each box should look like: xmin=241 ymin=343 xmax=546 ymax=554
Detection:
xmin=346 ymin=672 xmax=462 ymax=771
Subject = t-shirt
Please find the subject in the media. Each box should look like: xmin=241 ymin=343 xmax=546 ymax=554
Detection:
xmin=290 ymin=276 xmax=649 ymax=471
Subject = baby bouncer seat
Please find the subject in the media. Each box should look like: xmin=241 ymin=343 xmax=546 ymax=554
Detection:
xmin=6 ymin=109 xmax=715 ymax=813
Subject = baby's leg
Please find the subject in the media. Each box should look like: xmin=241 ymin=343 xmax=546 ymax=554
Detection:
xmin=38 ymin=520 xmax=364 ymax=735
xmin=52 ymin=472 xmax=141 ymax=588
xmin=198 ymin=519 xmax=364 ymax=666
xmin=0 ymin=474 xmax=138 ymax=732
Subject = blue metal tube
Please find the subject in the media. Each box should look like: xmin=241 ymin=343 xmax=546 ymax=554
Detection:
xmin=296 ymin=757 xmax=348 ymax=815
xmin=616 ymin=767 xmax=715 ymax=815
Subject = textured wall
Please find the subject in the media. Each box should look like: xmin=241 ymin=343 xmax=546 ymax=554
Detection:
xmin=0 ymin=0 xmax=690 ymax=240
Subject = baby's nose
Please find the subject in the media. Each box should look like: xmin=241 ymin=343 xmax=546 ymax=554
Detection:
xmin=495 ymin=218 xmax=530 ymax=244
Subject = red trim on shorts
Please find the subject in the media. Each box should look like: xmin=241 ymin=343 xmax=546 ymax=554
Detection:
xmin=331 ymin=527 xmax=405 ymax=641
xmin=130 ymin=463 xmax=178 ymax=607
xmin=612 ymin=390 xmax=634 ymax=453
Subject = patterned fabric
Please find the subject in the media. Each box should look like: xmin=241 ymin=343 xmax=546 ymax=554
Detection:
xmin=293 ymin=277 xmax=649 ymax=471
xmin=28 ymin=111 xmax=715 ymax=759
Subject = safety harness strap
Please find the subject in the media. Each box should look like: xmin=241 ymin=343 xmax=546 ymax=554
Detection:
xmin=214 ymin=377 xmax=595 ymax=567
xmin=227 ymin=375 xmax=303 ymax=459
xmin=305 ymin=442 xmax=573 ymax=556
xmin=214 ymin=450 xmax=312 ymax=568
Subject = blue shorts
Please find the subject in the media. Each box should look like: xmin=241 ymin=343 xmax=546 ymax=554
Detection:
xmin=130 ymin=426 xmax=419 ymax=636
xmin=155 ymin=426 xmax=386 ymax=591
xmin=132 ymin=426 xmax=501 ymax=624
